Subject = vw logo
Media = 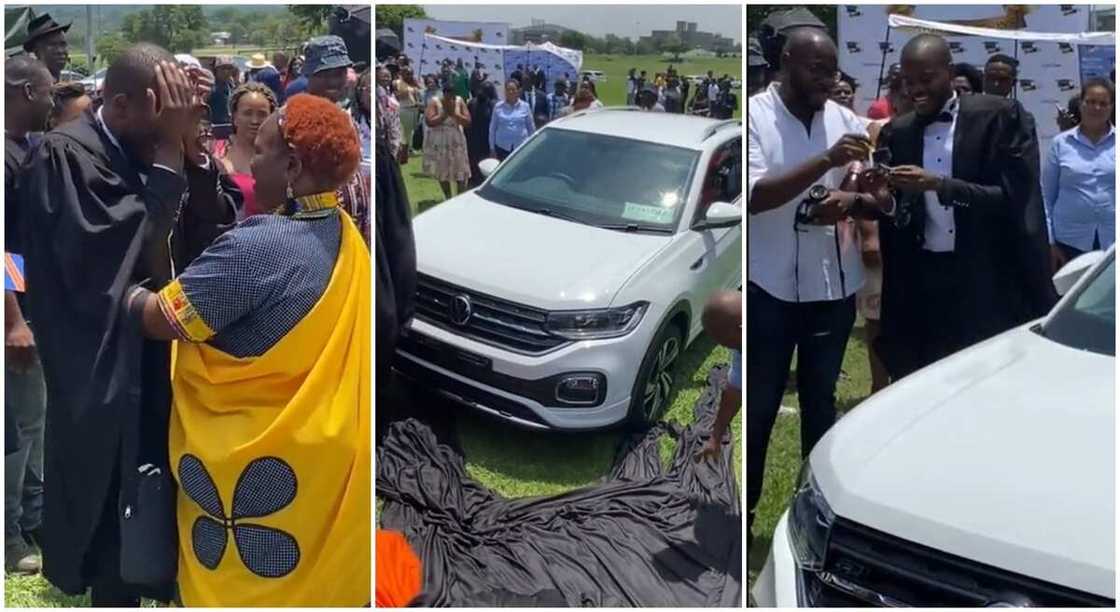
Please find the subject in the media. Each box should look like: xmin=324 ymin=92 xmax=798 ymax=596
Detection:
xmin=450 ymin=294 xmax=473 ymax=326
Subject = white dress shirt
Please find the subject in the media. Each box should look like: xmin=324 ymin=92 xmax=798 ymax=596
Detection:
xmin=748 ymin=83 xmax=865 ymax=303
xmin=920 ymin=94 xmax=959 ymax=252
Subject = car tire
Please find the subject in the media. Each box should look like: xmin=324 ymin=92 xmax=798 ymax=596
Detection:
xmin=626 ymin=320 xmax=685 ymax=429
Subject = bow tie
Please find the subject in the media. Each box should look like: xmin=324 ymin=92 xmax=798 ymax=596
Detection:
xmin=917 ymin=110 xmax=954 ymax=128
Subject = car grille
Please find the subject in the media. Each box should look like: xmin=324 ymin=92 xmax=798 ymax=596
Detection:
xmin=800 ymin=518 xmax=1114 ymax=607
xmin=414 ymin=274 xmax=569 ymax=354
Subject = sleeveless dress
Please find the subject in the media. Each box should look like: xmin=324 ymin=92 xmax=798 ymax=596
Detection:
xmin=422 ymin=97 xmax=471 ymax=183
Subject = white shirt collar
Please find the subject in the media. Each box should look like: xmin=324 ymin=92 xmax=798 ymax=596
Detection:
xmin=95 ymin=106 xmax=124 ymax=154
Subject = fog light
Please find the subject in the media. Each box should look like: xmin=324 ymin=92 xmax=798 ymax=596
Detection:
xmin=556 ymin=374 xmax=603 ymax=405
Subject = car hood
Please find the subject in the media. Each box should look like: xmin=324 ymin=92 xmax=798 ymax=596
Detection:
xmin=814 ymin=325 xmax=1115 ymax=598
xmin=412 ymin=192 xmax=673 ymax=309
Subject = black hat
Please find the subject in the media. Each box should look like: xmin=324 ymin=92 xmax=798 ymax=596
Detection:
xmin=23 ymin=13 xmax=71 ymax=52
xmin=748 ymin=36 xmax=767 ymax=68
xmin=759 ymin=7 xmax=826 ymax=34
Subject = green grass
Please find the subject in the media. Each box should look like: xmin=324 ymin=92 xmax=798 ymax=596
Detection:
xmin=581 ymin=53 xmax=742 ymax=117
xmin=746 ymin=319 xmax=875 ymax=600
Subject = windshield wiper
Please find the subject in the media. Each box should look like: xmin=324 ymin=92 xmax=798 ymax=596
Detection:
xmin=597 ymin=223 xmax=674 ymax=234
xmin=530 ymin=207 xmax=585 ymax=224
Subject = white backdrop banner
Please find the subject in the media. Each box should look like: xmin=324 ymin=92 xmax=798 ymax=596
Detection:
xmin=838 ymin=5 xmax=1108 ymax=155
xmin=416 ymin=34 xmax=582 ymax=91
xmin=402 ymin=18 xmax=510 ymax=65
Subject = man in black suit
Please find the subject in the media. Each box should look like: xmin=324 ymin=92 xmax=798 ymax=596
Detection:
xmin=523 ymin=83 xmax=550 ymax=129
xmin=870 ymin=34 xmax=1056 ymax=379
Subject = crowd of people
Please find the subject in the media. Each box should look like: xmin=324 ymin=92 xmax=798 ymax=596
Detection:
xmin=626 ymin=66 xmax=738 ymax=118
xmin=746 ymin=7 xmax=1114 ymax=546
xmin=5 ymin=12 xmax=371 ymax=606
xmin=374 ymin=52 xmax=739 ymax=202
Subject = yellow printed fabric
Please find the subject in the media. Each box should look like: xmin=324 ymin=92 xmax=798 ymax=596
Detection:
xmin=158 ymin=279 xmax=216 ymax=343
xmin=169 ymin=213 xmax=370 ymax=606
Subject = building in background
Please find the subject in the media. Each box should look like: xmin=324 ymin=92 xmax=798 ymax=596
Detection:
xmin=510 ymin=19 xmax=576 ymax=45
xmin=640 ymin=20 xmax=735 ymax=52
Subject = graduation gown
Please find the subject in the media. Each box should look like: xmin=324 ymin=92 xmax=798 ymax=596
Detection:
xmin=875 ymin=94 xmax=1057 ymax=378
xmin=19 ymin=108 xmax=237 ymax=594
xmin=374 ymin=131 xmax=416 ymax=377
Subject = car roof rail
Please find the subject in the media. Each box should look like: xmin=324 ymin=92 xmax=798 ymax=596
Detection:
xmin=563 ymin=105 xmax=643 ymax=120
xmin=701 ymin=119 xmax=741 ymax=141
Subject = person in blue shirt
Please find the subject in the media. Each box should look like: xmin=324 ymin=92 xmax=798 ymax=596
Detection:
xmin=1043 ymin=78 xmax=1115 ymax=271
xmin=488 ymin=80 xmax=534 ymax=161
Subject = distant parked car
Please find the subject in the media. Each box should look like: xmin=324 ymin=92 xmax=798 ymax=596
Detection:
xmin=78 ymin=68 xmax=107 ymax=94
xmin=59 ymin=69 xmax=85 ymax=83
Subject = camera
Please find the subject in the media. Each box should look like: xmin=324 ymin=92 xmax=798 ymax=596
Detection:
xmin=795 ymin=185 xmax=830 ymax=225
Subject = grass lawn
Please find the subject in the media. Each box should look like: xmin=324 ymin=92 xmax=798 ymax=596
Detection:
xmin=392 ymin=138 xmax=742 ymax=499
xmin=746 ymin=319 xmax=874 ymax=602
xmin=580 ymin=53 xmax=742 ymax=117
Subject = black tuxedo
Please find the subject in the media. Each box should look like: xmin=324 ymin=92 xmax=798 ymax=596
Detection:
xmin=875 ymin=93 xmax=1056 ymax=378
xmin=523 ymin=88 xmax=550 ymax=128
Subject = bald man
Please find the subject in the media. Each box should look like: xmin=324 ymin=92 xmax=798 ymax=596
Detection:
xmin=20 ymin=43 xmax=238 ymax=604
xmin=747 ymin=26 xmax=881 ymax=537
xmin=873 ymin=33 xmax=1055 ymax=379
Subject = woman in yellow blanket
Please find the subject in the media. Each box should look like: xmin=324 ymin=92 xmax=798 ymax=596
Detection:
xmin=125 ymin=93 xmax=370 ymax=606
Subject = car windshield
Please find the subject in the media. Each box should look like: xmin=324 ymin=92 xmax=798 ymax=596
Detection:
xmin=1038 ymin=255 xmax=1114 ymax=356
xmin=477 ymin=127 xmax=699 ymax=232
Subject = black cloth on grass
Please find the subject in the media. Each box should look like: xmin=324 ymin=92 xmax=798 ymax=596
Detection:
xmin=378 ymin=366 xmax=742 ymax=607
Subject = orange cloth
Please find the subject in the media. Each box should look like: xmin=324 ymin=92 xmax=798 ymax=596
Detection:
xmin=376 ymin=530 xmax=422 ymax=607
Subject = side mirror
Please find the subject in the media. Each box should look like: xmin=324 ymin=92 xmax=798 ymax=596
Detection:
xmin=1053 ymin=250 xmax=1106 ymax=296
xmin=694 ymin=202 xmax=742 ymax=230
xmin=478 ymin=158 xmax=500 ymax=178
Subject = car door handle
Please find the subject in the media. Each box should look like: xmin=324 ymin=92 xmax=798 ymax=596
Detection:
xmin=690 ymin=256 xmax=704 ymax=270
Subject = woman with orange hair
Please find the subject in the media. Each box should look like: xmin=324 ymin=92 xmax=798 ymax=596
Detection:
xmin=122 ymin=93 xmax=370 ymax=606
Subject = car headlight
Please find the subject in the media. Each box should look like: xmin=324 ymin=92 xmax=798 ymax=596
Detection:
xmin=545 ymin=302 xmax=648 ymax=340
xmin=788 ymin=461 xmax=835 ymax=572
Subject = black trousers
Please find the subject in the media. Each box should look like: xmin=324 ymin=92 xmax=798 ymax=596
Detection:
xmin=746 ymin=283 xmax=856 ymax=533
xmin=494 ymin=146 xmax=511 ymax=161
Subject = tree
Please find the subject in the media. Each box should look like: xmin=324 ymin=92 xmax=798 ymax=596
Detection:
xmin=287 ymin=5 xmax=332 ymax=35
xmin=635 ymin=38 xmax=657 ymax=56
xmin=659 ymin=33 xmax=687 ymax=62
xmin=121 ymin=6 xmax=209 ymax=53
xmin=375 ymin=5 xmax=426 ymax=40
xmin=95 ymin=32 xmax=131 ymax=66
xmin=558 ymin=30 xmax=587 ymax=51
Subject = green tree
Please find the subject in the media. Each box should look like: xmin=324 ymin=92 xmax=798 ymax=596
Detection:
xmin=659 ymin=33 xmax=687 ymax=62
xmin=288 ymin=5 xmax=332 ymax=29
xmin=635 ymin=38 xmax=657 ymax=56
xmin=95 ymin=32 xmax=130 ymax=66
xmin=375 ymin=5 xmax=426 ymax=40
xmin=121 ymin=5 xmax=209 ymax=53
xmin=558 ymin=30 xmax=587 ymax=51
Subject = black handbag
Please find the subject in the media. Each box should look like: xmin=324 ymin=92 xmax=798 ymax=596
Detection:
xmin=119 ymin=463 xmax=178 ymax=587
xmin=411 ymin=122 xmax=424 ymax=151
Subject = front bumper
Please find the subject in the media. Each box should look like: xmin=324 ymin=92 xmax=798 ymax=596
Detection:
xmin=752 ymin=511 xmax=801 ymax=607
xmin=395 ymin=317 xmax=650 ymax=431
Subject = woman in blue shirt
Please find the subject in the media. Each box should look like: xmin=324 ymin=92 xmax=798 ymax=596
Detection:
xmin=1043 ymin=78 xmax=1115 ymax=270
xmin=488 ymin=80 xmax=535 ymax=161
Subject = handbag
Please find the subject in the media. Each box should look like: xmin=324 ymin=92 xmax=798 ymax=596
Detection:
xmin=411 ymin=122 xmax=424 ymax=151
xmin=119 ymin=463 xmax=178 ymax=587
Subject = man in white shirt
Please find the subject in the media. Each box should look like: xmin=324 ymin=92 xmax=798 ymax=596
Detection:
xmin=746 ymin=27 xmax=881 ymax=537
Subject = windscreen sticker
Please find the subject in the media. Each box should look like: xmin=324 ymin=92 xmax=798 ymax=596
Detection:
xmin=622 ymin=202 xmax=674 ymax=224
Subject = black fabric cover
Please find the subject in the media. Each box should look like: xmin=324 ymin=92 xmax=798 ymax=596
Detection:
xmin=378 ymin=366 xmax=742 ymax=607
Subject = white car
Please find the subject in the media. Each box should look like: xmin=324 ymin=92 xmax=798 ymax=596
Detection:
xmin=78 ymin=68 xmax=107 ymax=94
xmin=396 ymin=108 xmax=742 ymax=430
xmin=581 ymin=70 xmax=605 ymax=82
xmin=753 ymin=248 xmax=1116 ymax=607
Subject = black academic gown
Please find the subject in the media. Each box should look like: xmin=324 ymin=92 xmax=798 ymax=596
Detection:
xmin=19 ymin=108 xmax=237 ymax=596
xmin=374 ymin=131 xmax=417 ymax=377
xmin=875 ymin=94 xmax=1057 ymax=378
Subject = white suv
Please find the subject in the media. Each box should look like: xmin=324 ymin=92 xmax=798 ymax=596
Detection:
xmin=396 ymin=109 xmax=742 ymax=430
xmin=753 ymin=248 xmax=1116 ymax=607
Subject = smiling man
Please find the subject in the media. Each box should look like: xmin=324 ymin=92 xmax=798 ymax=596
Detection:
xmin=874 ymin=33 xmax=1056 ymax=380
xmin=747 ymin=25 xmax=878 ymax=541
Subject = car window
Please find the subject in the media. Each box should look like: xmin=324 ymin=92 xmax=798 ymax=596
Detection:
xmin=695 ymin=137 xmax=742 ymax=220
xmin=479 ymin=127 xmax=699 ymax=231
xmin=1038 ymin=256 xmax=1114 ymax=356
